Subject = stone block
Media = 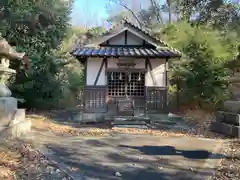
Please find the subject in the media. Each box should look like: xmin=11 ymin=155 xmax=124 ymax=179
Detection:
xmin=2 ymin=119 xmax=31 ymax=138
xmin=11 ymin=109 xmax=26 ymax=125
xmin=215 ymin=111 xmax=240 ymax=126
xmin=211 ymin=122 xmax=240 ymax=138
xmin=134 ymin=109 xmax=145 ymax=117
xmin=83 ymin=113 xmax=97 ymax=122
xmin=73 ymin=113 xmax=83 ymax=122
xmin=224 ymin=100 xmax=240 ymax=113
xmin=9 ymin=119 xmax=31 ymax=138
xmin=0 ymin=97 xmax=17 ymax=129
xmin=74 ymin=113 xmax=105 ymax=123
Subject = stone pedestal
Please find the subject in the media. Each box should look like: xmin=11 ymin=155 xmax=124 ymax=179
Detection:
xmin=0 ymin=97 xmax=17 ymax=131
xmin=0 ymin=97 xmax=31 ymax=138
xmin=0 ymin=37 xmax=30 ymax=138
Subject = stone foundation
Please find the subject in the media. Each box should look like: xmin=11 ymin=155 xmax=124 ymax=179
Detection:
xmin=73 ymin=113 xmax=105 ymax=123
xmin=0 ymin=97 xmax=31 ymax=138
xmin=211 ymin=122 xmax=240 ymax=137
xmin=211 ymin=111 xmax=240 ymax=138
xmin=224 ymin=100 xmax=240 ymax=113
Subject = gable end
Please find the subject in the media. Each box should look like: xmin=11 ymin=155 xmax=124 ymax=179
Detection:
xmin=100 ymin=29 xmax=156 ymax=48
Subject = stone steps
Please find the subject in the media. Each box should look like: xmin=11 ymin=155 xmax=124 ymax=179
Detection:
xmin=111 ymin=120 xmax=147 ymax=126
xmin=211 ymin=110 xmax=240 ymax=138
xmin=224 ymin=101 xmax=240 ymax=113
xmin=215 ymin=111 xmax=240 ymax=126
xmin=211 ymin=122 xmax=239 ymax=137
xmin=105 ymin=116 xmax=150 ymax=121
xmin=113 ymin=125 xmax=148 ymax=129
xmin=110 ymin=115 xmax=150 ymax=129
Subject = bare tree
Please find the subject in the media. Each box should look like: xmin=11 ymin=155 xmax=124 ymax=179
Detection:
xmin=107 ymin=0 xmax=143 ymax=27
xmin=149 ymin=0 xmax=164 ymax=24
xmin=73 ymin=0 xmax=98 ymax=28
xmin=166 ymin=0 xmax=172 ymax=23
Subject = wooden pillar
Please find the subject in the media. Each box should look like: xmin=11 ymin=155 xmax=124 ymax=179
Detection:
xmin=144 ymin=58 xmax=148 ymax=116
xmin=83 ymin=58 xmax=87 ymax=109
xmin=165 ymin=58 xmax=169 ymax=112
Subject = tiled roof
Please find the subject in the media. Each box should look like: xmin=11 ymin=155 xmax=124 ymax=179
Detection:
xmin=120 ymin=19 xmax=182 ymax=55
xmin=73 ymin=19 xmax=181 ymax=54
xmin=71 ymin=47 xmax=181 ymax=58
xmin=71 ymin=19 xmax=182 ymax=58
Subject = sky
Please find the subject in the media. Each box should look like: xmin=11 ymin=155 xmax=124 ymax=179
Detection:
xmin=70 ymin=0 xmax=165 ymax=27
xmin=70 ymin=0 xmax=110 ymax=27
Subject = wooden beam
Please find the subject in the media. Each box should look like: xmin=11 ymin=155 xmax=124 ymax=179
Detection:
xmin=105 ymin=57 xmax=108 ymax=69
xmin=106 ymin=68 xmax=146 ymax=72
xmin=147 ymin=58 xmax=157 ymax=86
xmin=99 ymin=44 xmax=155 ymax=48
xmin=145 ymin=58 xmax=148 ymax=69
xmin=125 ymin=30 xmax=128 ymax=45
xmin=85 ymin=85 xmax=106 ymax=89
xmin=143 ymin=40 xmax=146 ymax=46
xmin=94 ymin=58 xmax=106 ymax=86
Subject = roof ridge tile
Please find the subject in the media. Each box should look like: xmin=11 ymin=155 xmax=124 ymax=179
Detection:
xmin=72 ymin=47 xmax=181 ymax=58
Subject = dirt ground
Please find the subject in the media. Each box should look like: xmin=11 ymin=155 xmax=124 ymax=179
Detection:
xmin=0 ymin=110 xmax=238 ymax=180
xmin=213 ymin=140 xmax=240 ymax=180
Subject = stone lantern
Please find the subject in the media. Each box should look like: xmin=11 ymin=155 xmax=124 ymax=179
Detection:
xmin=0 ymin=37 xmax=31 ymax=138
xmin=0 ymin=38 xmax=25 ymax=96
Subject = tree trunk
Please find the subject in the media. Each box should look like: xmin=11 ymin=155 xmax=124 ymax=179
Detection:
xmin=109 ymin=0 xmax=143 ymax=27
xmin=166 ymin=0 xmax=172 ymax=23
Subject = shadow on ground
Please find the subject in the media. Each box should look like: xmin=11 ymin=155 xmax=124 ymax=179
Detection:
xmin=45 ymin=139 xmax=224 ymax=180
xmin=119 ymin=145 xmax=223 ymax=159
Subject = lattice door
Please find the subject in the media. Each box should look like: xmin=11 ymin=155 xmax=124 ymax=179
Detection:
xmin=107 ymin=71 xmax=145 ymax=116
xmin=107 ymin=72 xmax=145 ymax=97
xmin=107 ymin=72 xmax=126 ymax=97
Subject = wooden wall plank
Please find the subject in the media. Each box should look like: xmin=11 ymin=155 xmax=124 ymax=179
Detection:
xmin=94 ymin=58 xmax=106 ymax=86
xmin=147 ymin=58 xmax=157 ymax=86
xmin=84 ymin=86 xmax=107 ymax=113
